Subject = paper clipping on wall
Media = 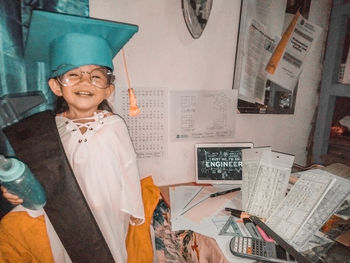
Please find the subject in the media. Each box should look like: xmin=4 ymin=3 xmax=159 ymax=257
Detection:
xmin=234 ymin=0 xmax=286 ymax=104
xmin=267 ymin=14 xmax=323 ymax=91
xmin=169 ymin=89 xmax=237 ymax=141
xmin=237 ymin=20 xmax=278 ymax=104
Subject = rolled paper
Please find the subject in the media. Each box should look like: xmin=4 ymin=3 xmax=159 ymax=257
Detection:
xmin=265 ymin=10 xmax=301 ymax=74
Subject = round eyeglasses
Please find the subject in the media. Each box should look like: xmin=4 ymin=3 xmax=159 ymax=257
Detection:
xmin=56 ymin=67 xmax=114 ymax=89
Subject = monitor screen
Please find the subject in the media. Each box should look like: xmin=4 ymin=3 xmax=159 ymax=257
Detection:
xmin=195 ymin=143 xmax=253 ymax=184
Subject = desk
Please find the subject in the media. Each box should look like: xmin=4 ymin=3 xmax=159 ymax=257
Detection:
xmin=153 ymin=200 xmax=232 ymax=263
xmin=159 ymin=183 xmax=196 ymax=207
xmin=155 ymin=176 xmax=350 ymax=263
xmin=156 ymin=184 xmax=232 ymax=263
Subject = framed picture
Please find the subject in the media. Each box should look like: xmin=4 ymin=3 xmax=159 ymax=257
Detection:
xmin=182 ymin=0 xmax=212 ymax=39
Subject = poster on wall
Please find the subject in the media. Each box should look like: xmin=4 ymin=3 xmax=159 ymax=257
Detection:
xmin=266 ymin=13 xmax=322 ymax=91
xmin=234 ymin=0 xmax=287 ymax=105
xmin=115 ymin=87 xmax=168 ymax=159
xmin=169 ymin=89 xmax=237 ymax=141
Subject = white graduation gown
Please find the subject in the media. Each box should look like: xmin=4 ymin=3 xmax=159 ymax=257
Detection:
xmin=55 ymin=111 xmax=145 ymax=262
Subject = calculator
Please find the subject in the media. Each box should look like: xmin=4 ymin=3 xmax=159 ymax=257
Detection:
xmin=229 ymin=236 xmax=296 ymax=262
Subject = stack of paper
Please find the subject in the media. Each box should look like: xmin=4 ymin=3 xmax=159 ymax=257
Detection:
xmin=242 ymin=148 xmax=294 ymax=219
xmin=169 ymin=185 xmax=242 ymax=233
xmin=169 ymin=185 xmax=252 ymax=262
xmin=266 ymin=169 xmax=350 ymax=252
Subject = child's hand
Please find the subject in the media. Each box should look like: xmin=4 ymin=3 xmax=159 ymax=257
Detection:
xmin=0 ymin=186 xmax=23 ymax=205
xmin=130 ymin=216 xmax=143 ymax=226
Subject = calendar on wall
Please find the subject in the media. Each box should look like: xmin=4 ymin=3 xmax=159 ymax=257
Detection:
xmin=115 ymin=87 xmax=168 ymax=159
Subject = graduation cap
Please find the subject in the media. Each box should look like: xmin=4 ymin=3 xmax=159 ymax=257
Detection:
xmin=24 ymin=10 xmax=138 ymax=77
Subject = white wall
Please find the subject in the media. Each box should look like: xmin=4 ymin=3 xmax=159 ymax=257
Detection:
xmin=90 ymin=0 xmax=332 ymax=185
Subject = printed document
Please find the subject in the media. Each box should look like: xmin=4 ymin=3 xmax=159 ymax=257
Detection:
xmin=169 ymin=90 xmax=236 ymax=141
xmin=234 ymin=0 xmax=286 ymax=104
xmin=266 ymin=169 xmax=350 ymax=251
xmin=267 ymin=14 xmax=322 ymax=91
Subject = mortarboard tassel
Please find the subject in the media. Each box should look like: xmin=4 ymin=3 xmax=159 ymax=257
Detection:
xmin=122 ymin=48 xmax=140 ymax=116
xmin=128 ymin=87 xmax=140 ymax=116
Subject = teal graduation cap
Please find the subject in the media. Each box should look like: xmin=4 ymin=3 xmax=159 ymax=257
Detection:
xmin=24 ymin=10 xmax=138 ymax=77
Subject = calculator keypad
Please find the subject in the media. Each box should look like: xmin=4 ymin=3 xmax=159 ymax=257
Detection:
xmin=231 ymin=236 xmax=276 ymax=257
xmin=230 ymin=236 xmax=295 ymax=262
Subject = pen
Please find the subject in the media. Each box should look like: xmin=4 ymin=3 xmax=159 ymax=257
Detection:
xmin=224 ymin=207 xmax=244 ymax=218
xmin=180 ymin=187 xmax=241 ymax=216
xmin=182 ymin=186 xmax=204 ymax=210
xmin=225 ymin=208 xmax=275 ymax=242
xmin=209 ymin=187 xmax=241 ymax=198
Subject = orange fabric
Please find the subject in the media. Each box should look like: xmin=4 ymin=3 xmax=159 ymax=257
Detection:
xmin=0 ymin=211 xmax=55 ymax=263
xmin=0 ymin=176 xmax=159 ymax=263
xmin=126 ymin=176 xmax=160 ymax=263
xmin=265 ymin=10 xmax=301 ymax=74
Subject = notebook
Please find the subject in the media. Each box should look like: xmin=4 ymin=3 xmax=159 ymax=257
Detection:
xmin=195 ymin=142 xmax=253 ymax=185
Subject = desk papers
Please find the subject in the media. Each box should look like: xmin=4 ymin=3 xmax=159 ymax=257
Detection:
xmin=170 ymin=185 xmax=241 ymax=228
xmin=266 ymin=169 xmax=350 ymax=252
xmin=169 ymin=185 xmax=252 ymax=262
xmin=242 ymin=148 xmax=350 ymax=252
xmin=242 ymin=149 xmax=294 ymax=219
xmin=169 ymin=167 xmax=350 ymax=260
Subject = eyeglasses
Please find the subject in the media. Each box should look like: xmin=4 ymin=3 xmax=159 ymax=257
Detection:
xmin=56 ymin=67 xmax=114 ymax=89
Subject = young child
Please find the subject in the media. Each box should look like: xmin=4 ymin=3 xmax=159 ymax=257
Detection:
xmin=1 ymin=10 xmax=146 ymax=262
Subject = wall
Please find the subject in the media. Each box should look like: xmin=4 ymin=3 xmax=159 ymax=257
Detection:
xmin=90 ymin=0 xmax=332 ymax=185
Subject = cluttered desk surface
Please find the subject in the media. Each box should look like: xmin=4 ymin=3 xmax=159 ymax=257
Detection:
xmin=157 ymin=163 xmax=350 ymax=263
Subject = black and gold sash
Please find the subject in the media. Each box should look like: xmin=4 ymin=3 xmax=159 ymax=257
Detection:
xmin=3 ymin=110 xmax=114 ymax=263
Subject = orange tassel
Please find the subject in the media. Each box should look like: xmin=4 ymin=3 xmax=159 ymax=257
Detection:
xmin=128 ymin=88 xmax=140 ymax=116
xmin=122 ymin=48 xmax=140 ymax=116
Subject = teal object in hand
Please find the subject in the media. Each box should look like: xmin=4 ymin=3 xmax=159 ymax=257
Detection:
xmin=0 ymin=155 xmax=46 ymax=210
